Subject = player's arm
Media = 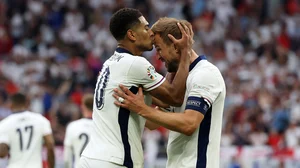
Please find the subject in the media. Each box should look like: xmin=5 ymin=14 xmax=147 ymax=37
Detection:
xmin=64 ymin=125 xmax=73 ymax=168
xmin=145 ymin=106 xmax=164 ymax=131
xmin=145 ymin=109 xmax=203 ymax=135
xmin=0 ymin=143 xmax=8 ymax=158
xmin=152 ymin=96 xmax=169 ymax=108
xmin=64 ymin=145 xmax=72 ymax=168
xmin=0 ymin=122 xmax=9 ymax=158
xmin=44 ymin=134 xmax=55 ymax=168
xmin=145 ymin=120 xmax=160 ymax=130
xmin=114 ymin=87 xmax=204 ymax=135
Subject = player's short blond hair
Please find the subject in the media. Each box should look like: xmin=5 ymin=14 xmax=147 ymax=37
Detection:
xmin=82 ymin=94 xmax=94 ymax=112
xmin=151 ymin=17 xmax=192 ymax=46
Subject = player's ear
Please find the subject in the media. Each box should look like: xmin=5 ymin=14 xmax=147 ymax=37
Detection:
xmin=127 ymin=29 xmax=136 ymax=41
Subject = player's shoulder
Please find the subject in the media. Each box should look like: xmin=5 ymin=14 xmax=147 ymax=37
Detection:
xmin=67 ymin=118 xmax=89 ymax=129
xmin=0 ymin=111 xmax=42 ymax=126
xmin=24 ymin=112 xmax=51 ymax=126
xmin=129 ymin=56 xmax=153 ymax=71
xmin=27 ymin=111 xmax=48 ymax=119
xmin=0 ymin=114 xmax=14 ymax=126
xmin=132 ymin=56 xmax=150 ymax=63
xmin=66 ymin=119 xmax=93 ymax=135
xmin=190 ymin=61 xmax=222 ymax=83
xmin=194 ymin=59 xmax=220 ymax=75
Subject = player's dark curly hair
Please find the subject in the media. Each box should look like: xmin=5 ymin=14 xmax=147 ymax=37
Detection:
xmin=10 ymin=93 xmax=27 ymax=107
xmin=109 ymin=8 xmax=142 ymax=41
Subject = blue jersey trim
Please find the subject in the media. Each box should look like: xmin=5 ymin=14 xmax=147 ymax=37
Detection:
xmin=196 ymin=107 xmax=212 ymax=168
xmin=189 ymin=55 xmax=207 ymax=72
xmin=118 ymin=86 xmax=138 ymax=168
xmin=116 ymin=47 xmax=133 ymax=55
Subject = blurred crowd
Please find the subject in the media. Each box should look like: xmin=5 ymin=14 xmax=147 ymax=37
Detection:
xmin=0 ymin=0 xmax=300 ymax=166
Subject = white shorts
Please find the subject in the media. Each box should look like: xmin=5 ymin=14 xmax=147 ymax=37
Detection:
xmin=78 ymin=156 xmax=128 ymax=168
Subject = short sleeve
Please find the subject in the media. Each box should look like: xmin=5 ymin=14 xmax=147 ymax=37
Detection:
xmin=185 ymin=71 xmax=222 ymax=115
xmin=128 ymin=58 xmax=165 ymax=91
xmin=0 ymin=135 xmax=9 ymax=144
xmin=40 ymin=116 xmax=52 ymax=136
xmin=64 ymin=124 xmax=72 ymax=147
xmin=0 ymin=120 xmax=10 ymax=144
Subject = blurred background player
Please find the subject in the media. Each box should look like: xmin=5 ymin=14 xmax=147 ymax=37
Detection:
xmin=64 ymin=93 xmax=94 ymax=168
xmin=0 ymin=93 xmax=55 ymax=168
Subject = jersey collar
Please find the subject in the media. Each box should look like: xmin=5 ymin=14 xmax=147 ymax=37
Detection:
xmin=13 ymin=110 xmax=26 ymax=113
xmin=116 ymin=47 xmax=133 ymax=55
xmin=189 ymin=55 xmax=207 ymax=72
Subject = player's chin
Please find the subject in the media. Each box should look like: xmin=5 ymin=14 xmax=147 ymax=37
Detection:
xmin=146 ymin=44 xmax=154 ymax=51
xmin=167 ymin=68 xmax=177 ymax=73
xmin=167 ymin=64 xmax=178 ymax=73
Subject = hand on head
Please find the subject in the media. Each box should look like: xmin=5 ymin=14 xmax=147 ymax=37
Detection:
xmin=167 ymin=22 xmax=194 ymax=52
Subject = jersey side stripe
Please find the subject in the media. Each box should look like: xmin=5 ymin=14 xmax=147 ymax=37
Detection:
xmin=118 ymin=86 xmax=138 ymax=168
xmin=196 ymin=107 xmax=212 ymax=168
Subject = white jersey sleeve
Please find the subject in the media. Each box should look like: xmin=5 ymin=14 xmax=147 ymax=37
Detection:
xmin=186 ymin=70 xmax=222 ymax=115
xmin=128 ymin=57 xmax=165 ymax=91
xmin=40 ymin=116 xmax=52 ymax=136
xmin=64 ymin=123 xmax=72 ymax=147
xmin=0 ymin=119 xmax=10 ymax=144
xmin=64 ymin=124 xmax=73 ymax=168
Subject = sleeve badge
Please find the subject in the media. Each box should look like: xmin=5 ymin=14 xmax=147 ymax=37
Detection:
xmin=147 ymin=66 xmax=157 ymax=80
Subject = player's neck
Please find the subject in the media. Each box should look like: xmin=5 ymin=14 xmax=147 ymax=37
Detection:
xmin=83 ymin=112 xmax=92 ymax=119
xmin=11 ymin=108 xmax=27 ymax=113
xmin=189 ymin=50 xmax=198 ymax=64
xmin=117 ymin=43 xmax=142 ymax=56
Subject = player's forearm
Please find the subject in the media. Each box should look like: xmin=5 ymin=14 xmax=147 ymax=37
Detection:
xmin=47 ymin=148 xmax=55 ymax=168
xmin=0 ymin=144 xmax=8 ymax=158
xmin=64 ymin=146 xmax=72 ymax=168
xmin=152 ymin=96 xmax=169 ymax=108
xmin=145 ymin=120 xmax=160 ymax=130
xmin=167 ymin=48 xmax=190 ymax=105
xmin=139 ymin=105 xmax=195 ymax=136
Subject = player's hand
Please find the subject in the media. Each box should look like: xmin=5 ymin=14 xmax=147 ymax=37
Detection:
xmin=113 ymin=85 xmax=146 ymax=114
xmin=168 ymin=22 xmax=193 ymax=51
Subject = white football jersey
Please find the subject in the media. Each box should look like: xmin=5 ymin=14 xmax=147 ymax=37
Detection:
xmin=81 ymin=48 xmax=165 ymax=168
xmin=64 ymin=118 xmax=93 ymax=168
xmin=166 ymin=55 xmax=226 ymax=168
xmin=0 ymin=111 xmax=52 ymax=168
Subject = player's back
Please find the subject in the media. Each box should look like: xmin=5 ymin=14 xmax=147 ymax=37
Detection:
xmin=0 ymin=111 xmax=52 ymax=168
xmin=82 ymin=48 xmax=165 ymax=168
xmin=64 ymin=118 xmax=93 ymax=168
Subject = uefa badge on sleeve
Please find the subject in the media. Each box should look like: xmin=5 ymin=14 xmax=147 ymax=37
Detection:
xmin=147 ymin=66 xmax=157 ymax=80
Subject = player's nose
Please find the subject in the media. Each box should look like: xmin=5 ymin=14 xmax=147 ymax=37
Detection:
xmin=149 ymin=29 xmax=154 ymax=37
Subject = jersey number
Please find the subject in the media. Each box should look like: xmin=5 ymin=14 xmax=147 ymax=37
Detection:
xmin=95 ymin=67 xmax=110 ymax=110
xmin=79 ymin=133 xmax=89 ymax=156
xmin=16 ymin=125 xmax=34 ymax=151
